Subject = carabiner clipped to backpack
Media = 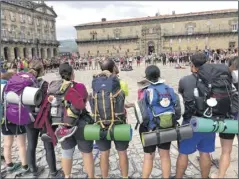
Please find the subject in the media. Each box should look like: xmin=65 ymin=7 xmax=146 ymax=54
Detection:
xmin=203 ymin=107 xmax=213 ymax=118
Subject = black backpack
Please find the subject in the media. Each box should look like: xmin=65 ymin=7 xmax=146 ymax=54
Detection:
xmin=195 ymin=63 xmax=233 ymax=119
xmin=89 ymin=71 xmax=125 ymax=129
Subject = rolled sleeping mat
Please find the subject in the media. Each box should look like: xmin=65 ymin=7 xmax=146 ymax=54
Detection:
xmin=141 ymin=125 xmax=193 ymax=147
xmin=219 ymin=120 xmax=238 ymax=134
xmin=21 ymin=87 xmax=43 ymax=106
xmin=0 ymin=84 xmax=6 ymax=102
xmin=190 ymin=117 xmax=238 ymax=134
xmin=5 ymin=91 xmax=20 ymax=104
xmin=134 ymin=99 xmax=149 ymax=124
xmin=84 ymin=124 xmax=132 ymax=141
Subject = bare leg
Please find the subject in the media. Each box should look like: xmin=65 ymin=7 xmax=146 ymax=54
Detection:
xmin=199 ymin=152 xmax=211 ymax=178
xmin=142 ymin=153 xmax=155 ymax=178
xmin=100 ymin=150 xmax=110 ymax=178
xmin=16 ymin=134 xmax=27 ymax=166
xmin=159 ymin=149 xmax=171 ymax=178
xmin=118 ymin=150 xmax=128 ymax=178
xmin=215 ymin=138 xmax=233 ymax=178
xmin=175 ymin=154 xmax=188 ymax=178
xmin=3 ymin=135 xmax=14 ymax=164
xmin=82 ymin=152 xmax=95 ymax=178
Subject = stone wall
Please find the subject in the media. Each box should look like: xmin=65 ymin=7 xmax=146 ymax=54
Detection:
xmin=76 ymin=10 xmax=238 ymax=56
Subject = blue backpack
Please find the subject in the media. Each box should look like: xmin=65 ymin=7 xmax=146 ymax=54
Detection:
xmin=143 ymin=83 xmax=177 ymax=129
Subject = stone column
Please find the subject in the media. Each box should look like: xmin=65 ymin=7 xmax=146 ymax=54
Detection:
xmin=1 ymin=46 xmax=4 ymax=58
xmin=9 ymin=46 xmax=15 ymax=61
xmin=50 ymin=48 xmax=54 ymax=58
xmin=28 ymin=48 xmax=32 ymax=58
xmin=19 ymin=46 xmax=24 ymax=59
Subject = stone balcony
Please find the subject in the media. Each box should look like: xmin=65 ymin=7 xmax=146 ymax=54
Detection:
xmin=76 ymin=35 xmax=139 ymax=44
xmin=1 ymin=36 xmax=60 ymax=46
xmin=162 ymin=28 xmax=238 ymax=38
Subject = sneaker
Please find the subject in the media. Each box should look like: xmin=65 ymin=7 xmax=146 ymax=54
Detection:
xmin=50 ymin=170 xmax=64 ymax=178
xmin=55 ymin=126 xmax=78 ymax=143
xmin=41 ymin=133 xmax=52 ymax=142
xmin=24 ymin=166 xmax=45 ymax=178
xmin=7 ymin=162 xmax=22 ymax=173
xmin=15 ymin=167 xmax=30 ymax=178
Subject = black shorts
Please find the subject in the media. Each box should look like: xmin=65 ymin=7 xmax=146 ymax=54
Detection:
xmin=219 ymin=133 xmax=235 ymax=140
xmin=2 ymin=121 xmax=26 ymax=136
xmin=96 ymin=139 xmax=129 ymax=152
xmin=61 ymin=115 xmax=93 ymax=153
xmin=139 ymin=124 xmax=171 ymax=153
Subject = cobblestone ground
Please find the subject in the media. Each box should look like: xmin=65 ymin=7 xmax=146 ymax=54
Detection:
xmin=1 ymin=63 xmax=238 ymax=178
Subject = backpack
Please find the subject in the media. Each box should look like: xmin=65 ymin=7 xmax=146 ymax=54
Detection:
xmin=142 ymin=83 xmax=177 ymax=129
xmin=195 ymin=63 xmax=233 ymax=119
xmin=47 ymin=80 xmax=85 ymax=126
xmin=89 ymin=71 xmax=125 ymax=129
xmin=3 ymin=72 xmax=38 ymax=125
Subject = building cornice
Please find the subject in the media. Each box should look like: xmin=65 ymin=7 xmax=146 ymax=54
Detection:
xmin=75 ymin=9 xmax=238 ymax=30
xmin=1 ymin=0 xmax=57 ymax=18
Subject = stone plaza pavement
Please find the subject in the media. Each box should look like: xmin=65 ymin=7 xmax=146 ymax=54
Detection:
xmin=1 ymin=63 xmax=238 ymax=178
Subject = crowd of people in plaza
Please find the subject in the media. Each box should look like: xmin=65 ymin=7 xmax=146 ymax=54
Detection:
xmin=0 ymin=48 xmax=238 ymax=179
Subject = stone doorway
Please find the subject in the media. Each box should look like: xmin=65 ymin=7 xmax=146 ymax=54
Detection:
xmin=148 ymin=41 xmax=155 ymax=55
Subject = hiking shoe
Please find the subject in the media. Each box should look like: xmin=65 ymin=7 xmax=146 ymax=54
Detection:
xmin=7 ymin=162 xmax=22 ymax=173
xmin=55 ymin=126 xmax=78 ymax=143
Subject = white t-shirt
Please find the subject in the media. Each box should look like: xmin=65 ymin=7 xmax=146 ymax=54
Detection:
xmin=232 ymin=70 xmax=238 ymax=84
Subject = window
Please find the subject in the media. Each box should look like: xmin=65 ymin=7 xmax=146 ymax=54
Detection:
xmin=50 ymin=21 xmax=54 ymax=28
xmin=10 ymin=11 xmax=16 ymax=21
xmin=88 ymin=51 xmax=90 ymax=54
xmin=232 ymin=23 xmax=238 ymax=32
xmin=187 ymin=25 xmax=194 ymax=35
xmin=44 ymin=30 xmax=49 ymax=40
xmin=20 ymin=26 xmax=25 ymax=39
xmin=20 ymin=14 xmax=24 ymax=23
xmin=11 ymin=25 xmax=16 ymax=38
xmin=127 ymin=49 xmax=129 ymax=52
xmin=229 ymin=42 xmax=236 ymax=49
xmin=170 ymin=39 xmax=173 ymax=45
xmin=28 ymin=15 xmax=32 ymax=24
xmin=107 ymin=50 xmax=109 ymax=53
xmin=45 ymin=20 xmax=48 ymax=27
xmin=97 ymin=50 xmax=99 ymax=54
xmin=117 ymin=50 xmax=119 ymax=53
xmin=1 ymin=10 xmax=5 ymax=19
xmin=1 ymin=24 xmax=7 ymax=37
xmin=35 ymin=18 xmax=40 ymax=26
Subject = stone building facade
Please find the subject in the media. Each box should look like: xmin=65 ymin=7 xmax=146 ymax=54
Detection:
xmin=75 ymin=9 xmax=238 ymax=57
xmin=1 ymin=0 xmax=59 ymax=61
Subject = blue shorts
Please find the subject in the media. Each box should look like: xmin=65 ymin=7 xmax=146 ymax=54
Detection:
xmin=179 ymin=132 xmax=216 ymax=155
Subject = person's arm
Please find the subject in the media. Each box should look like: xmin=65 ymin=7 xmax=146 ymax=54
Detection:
xmin=178 ymin=78 xmax=184 ymax=95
